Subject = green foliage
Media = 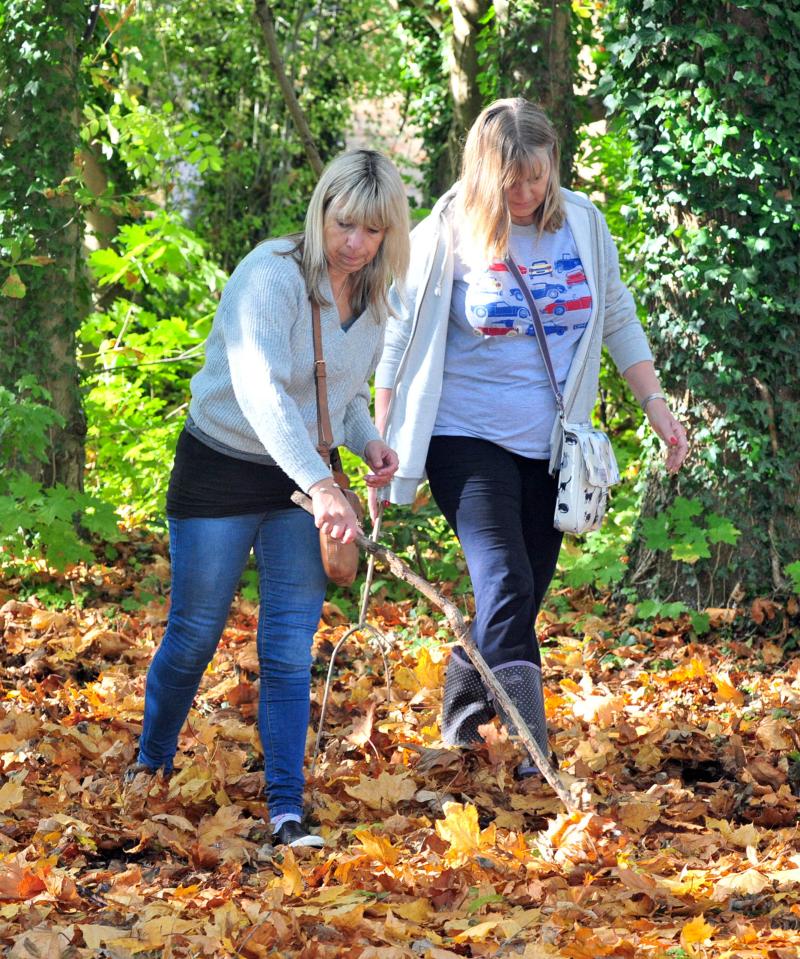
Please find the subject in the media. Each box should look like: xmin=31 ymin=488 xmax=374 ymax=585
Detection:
xmin=635 ymin=598 xmax=710 ymax=636
xmin=80 ymin=210 xmax=227 ymax=519
xmin=603 ymin=0 xmax=800 ymax=601
xmin=642 ymin=497 xmax=740 ymax=565
xmin=0 ymin=0 xmax=90 ymax=489
xmin=786 ymin=561 xmax=800 ymax=594
xmin=142 ymin=0 xmax=398 ymax=267
xmin=0 ymin=380 xmax=121 ymax=574
xmin=383 ymin=4 xmax=452 ymax=202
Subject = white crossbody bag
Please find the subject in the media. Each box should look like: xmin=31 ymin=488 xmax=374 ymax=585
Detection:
xmin=505 ymin=257 xmax=620 ymax=535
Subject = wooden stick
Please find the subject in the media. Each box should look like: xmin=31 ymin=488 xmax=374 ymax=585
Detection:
xmin=292 ymin=491 xmax=585 ymax=813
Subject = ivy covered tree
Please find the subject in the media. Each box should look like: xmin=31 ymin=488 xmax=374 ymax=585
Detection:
xmin=0 ymin=0 xmax=90 ymax=489
xmin=605 ymin=1 xmax=800 ymax=604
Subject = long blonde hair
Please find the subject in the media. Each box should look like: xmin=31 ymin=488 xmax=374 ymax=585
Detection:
xmin=456 ymin=98 xmax=564 ymax=267
xmin=290 ymin=149 xmax=409 ymax=319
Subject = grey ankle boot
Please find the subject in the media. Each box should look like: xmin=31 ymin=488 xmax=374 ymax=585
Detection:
xmin=491 ymin=660 xmax=549 ymax=777
xmin=441 ymin=647 xmax=496 ymax=747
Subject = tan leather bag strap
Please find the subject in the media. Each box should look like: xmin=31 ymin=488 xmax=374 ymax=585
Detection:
xmin=311 ymin=300 xmax=335 ymax=467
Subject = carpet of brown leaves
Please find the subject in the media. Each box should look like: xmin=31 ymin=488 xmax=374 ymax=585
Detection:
xmin=1 ymin=550 xmax=800 ymax=958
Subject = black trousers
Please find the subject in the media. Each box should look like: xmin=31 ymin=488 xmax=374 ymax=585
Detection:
xmin=426 ymin=435 xmax=563 ymax=668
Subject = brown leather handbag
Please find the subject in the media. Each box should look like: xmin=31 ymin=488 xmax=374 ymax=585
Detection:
xmin=311 ymin=301 xmax=364 ymax=587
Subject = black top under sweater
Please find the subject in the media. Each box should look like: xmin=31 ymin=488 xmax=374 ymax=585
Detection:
xmin=167 ymin=428 xmax=302 ymax=518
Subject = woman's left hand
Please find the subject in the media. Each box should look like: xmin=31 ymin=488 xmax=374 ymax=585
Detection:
xmin=363 ymin=440 xmax=399 ymax=488
xmin=647 ymin=400 xmax=689 ymax=474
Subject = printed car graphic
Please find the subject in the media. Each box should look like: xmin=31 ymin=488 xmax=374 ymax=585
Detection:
xmin=554 ymin=253 xmax=582 ymax=273
xmin=472 ymin=300 xmax=530 ymax=320
xmin=544 ymin=323 xmax=568 ymax=336
xmin=524 ymin=323 xmax=568 ymax=337
xmin=530 ymin=281 xmax=567 ymax=299
xmin=542 ymin=295 xmax=592 ymax=316
xmin=474 ymin=326 xmax=520 ymax=336
xmin=508 ymin=287 xmax=524 ymax=301
xmin=573 ymin=321 xmax=589 ymax=331
xmin=529 ymin=259 xmax=553 ymax=276
xmin=566 ymin=269 xmax=586 ymax=286
xmin=488 ymin=262 xmax=527 ymax=274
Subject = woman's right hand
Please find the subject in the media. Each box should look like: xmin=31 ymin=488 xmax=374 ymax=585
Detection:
xmin=309 ymin=478 xmax=361 ymax=544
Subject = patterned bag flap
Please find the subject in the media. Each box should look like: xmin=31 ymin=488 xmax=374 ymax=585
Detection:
xmin=563 ymin=423 xmax=621 ymax=487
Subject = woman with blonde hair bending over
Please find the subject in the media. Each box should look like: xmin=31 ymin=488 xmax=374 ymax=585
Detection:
xmin=373 ymin=98 xmax=687 ymax=778
xmin=128 ymin=150 xmax=409 ymax=847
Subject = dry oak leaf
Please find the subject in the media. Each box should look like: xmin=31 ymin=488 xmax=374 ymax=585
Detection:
xmin=344 ymin=770 xmax=416 ymax=810
xmin=747 ymin=757 xmax=787 ymax=789
xmin=680 ymin=913 xmax=715 ymax=946
xmin=435 ymin=801 xmax=496 ymax=863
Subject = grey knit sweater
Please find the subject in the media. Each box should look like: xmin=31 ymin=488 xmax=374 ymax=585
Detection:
xmin=188 ymin=239 xmax=384 ymax=493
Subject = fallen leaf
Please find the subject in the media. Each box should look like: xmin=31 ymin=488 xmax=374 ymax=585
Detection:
xmin=0 ymin=862 xmax=47 ymax=900
xmin=354 ymin=829 xmax=401 ymax=867
xmin=712 ymin=671 xmax=744 ymax=706
xmin=436 ymin=802 xmax=495 ymax=863
xmin=750 ymin=597 xmax=777 ymax=624
xmin=0 ymin=782 xmax=25 ymax=813
xmin=756 ymin=718 xmax=793 ymax=751
xmin=712 ymin=868 xmax=770 ymax=900
xmin=680 ymin=914 xmax=715 ymax=945
xmin=275 ymin=848 xmax=303 ymax=897
xmin=9 ymin=925 xmax=74 ymax=959
xmin=344 ymin=771 xmax=416 ymax=810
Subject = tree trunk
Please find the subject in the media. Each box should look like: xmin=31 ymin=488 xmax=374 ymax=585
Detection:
xmin=0 ymin=0 xmax=88 ymax=489
xmin=253 ymin=0 xmax=324 ymax=178
xmin=444 ymin=0 xmax=491 ymax=182
xmin=610 ymin=2 xmax=800 ymax=605
xmin=494 ymin=0 xmax=577 ymax=186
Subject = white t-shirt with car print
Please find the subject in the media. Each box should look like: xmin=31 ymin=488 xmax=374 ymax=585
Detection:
xmin=432 ymin=219 xmax=592 ymax=458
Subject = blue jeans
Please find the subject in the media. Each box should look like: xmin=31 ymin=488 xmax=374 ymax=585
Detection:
xmin=138 ymin=508 xmax=327 ymax=818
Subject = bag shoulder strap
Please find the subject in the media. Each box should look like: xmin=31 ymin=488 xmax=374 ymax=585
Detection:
xmin=311 ymin=300 xmax=334 ymax=467
xmin=504 ymin=256 xmax=565 ymax=419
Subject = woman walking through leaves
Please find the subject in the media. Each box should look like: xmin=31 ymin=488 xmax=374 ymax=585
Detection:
xmin=372 ymin=98 xmax=688 ymax=778
xmin=127 ymin=150 xmax=409 ymax=847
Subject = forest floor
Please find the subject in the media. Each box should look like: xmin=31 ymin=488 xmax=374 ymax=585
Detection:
xmin=1 ymin=531 xmax=800 ymax=958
